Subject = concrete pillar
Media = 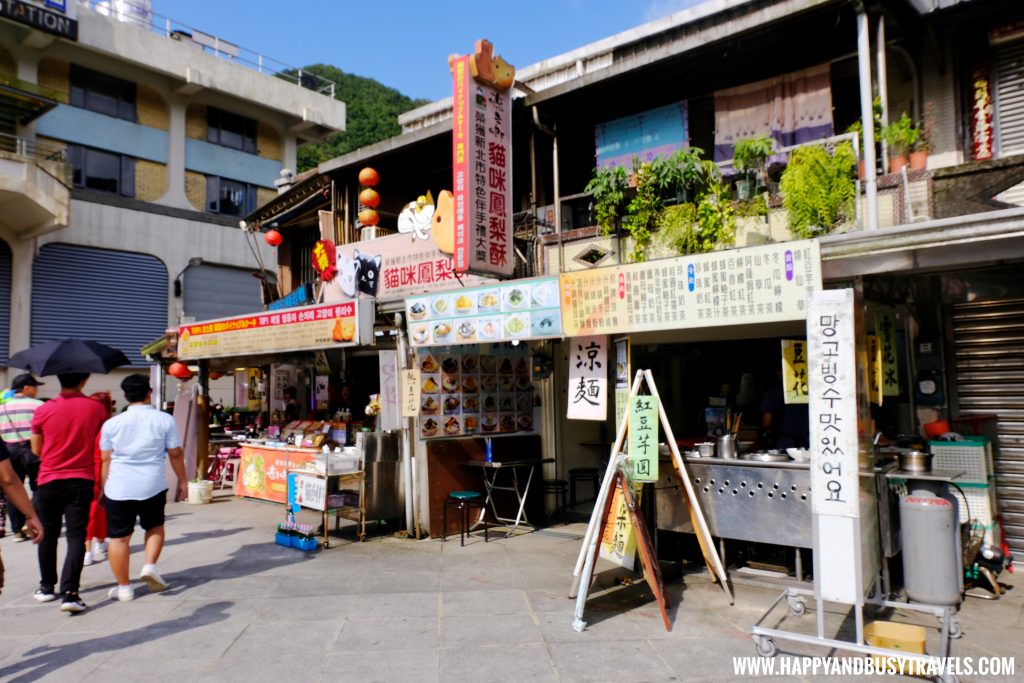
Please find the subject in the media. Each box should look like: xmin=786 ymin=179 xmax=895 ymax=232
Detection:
xmin=160 ymin=95 xmax=192 ymax=210
xmin=16 ymin=52 xmax=40 ymax=139
xmin=283 ymin=134 xmax=297 ymax=174
xmin=7 ymin=235 xmax=36 ymax=364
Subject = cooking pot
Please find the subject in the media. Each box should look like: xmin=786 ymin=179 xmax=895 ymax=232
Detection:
xmin=696 ymin=442 xmax=715 ymax=457
xmin=898 ymin=450 xmax=932 ymax=473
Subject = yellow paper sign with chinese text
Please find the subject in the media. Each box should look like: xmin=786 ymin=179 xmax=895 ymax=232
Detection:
xmin=599 ymin=482 xmax=642 ymax=570
xmin=781 ymin=339 xmax=809 ymax=405
xmin=875 ymin=312 xmax=900 ymax=396
xmin=867 ymin=335 xmax=882 ymax=405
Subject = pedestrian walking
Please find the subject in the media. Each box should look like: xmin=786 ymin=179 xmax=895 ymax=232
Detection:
xmin=0 ymin=374 xmax=44 ymax=541
xmin=84 ymin=392 xmax=113 ymax=566
xmin=30 ymin=372 xmax=108 ymax=613
xmin=0 ymin=440 xmax=44 ymax=596
xmin=100 ymin=374 xmax=186 ymax=602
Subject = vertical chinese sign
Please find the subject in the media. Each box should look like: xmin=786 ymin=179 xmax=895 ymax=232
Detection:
xmin=567 ymin=335 xmax=607 ymax=421
xmin=866 ymin=335 xmax=882 ymax=405
xmin=401 ymin=369 xmax=421 ymax=418
xmin=808 ymin=289 xmax=861 ymax=604
xmin=629 ymin=395 xmax=659 ymax=482
xmin=875 ymin=311 xmax=899 ymax=397
xmin=781 ymin=339 xmax=809 ymax=404
xmin=378 ymin=350 xmax=399 ymax=431
xmin=971 ymin=64 xmax=994 ymax=161
xmin=451 ymin=49 xmax=513 ymax=277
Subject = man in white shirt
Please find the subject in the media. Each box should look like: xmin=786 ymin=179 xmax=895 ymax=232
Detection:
xmin=100 ymin=374 xmax=186 ymax=602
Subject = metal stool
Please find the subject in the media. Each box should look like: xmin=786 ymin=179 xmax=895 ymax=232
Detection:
xmin=542 ymin=479 xmax=569 ymax=522
xmin=568 ymin=467 xmax=600 ymax=508
xmin=442 ymin=491 xmax=488 ymax=546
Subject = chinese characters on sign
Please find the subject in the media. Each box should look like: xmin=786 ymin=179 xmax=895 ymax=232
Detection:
xmin=972 ymin=65 xmax=994 ymax=161
xmin=401 ymin=369 xmax=421 ymax=418
xmin=311 ymin=240 xmax=338 ymax=282
xmin=629 ymin=395 xmax=659 ymax=482
xmin=451 ymin=54 xmax=513 ymax=276
xmin=875 ymin=311 xmax=900 ymax=397
xmin=378 ymin=351 xmax=399 ymax=431
xmin=567 ymin=335 xmax=607 ymax=421
xmin=614 ymin=338 xmax=630 ymax=429
xmin=599 ymin=484 xmax=640 ymax=571
xmin=867 ymin=335 xmax=882 ymax=406
xmin=781 ymin=339 xmax=809 ymax=405
xmin=560 ymin=241 xmax=822 ymax=337
xmin=808 ymin=291 xmax=859 ymax=520
xmin=290 ymin=473 xmax=327 ymax=511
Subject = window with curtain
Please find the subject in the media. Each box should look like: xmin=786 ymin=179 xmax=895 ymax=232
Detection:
xmin=205 ymin=175 xmax=257 ymax=216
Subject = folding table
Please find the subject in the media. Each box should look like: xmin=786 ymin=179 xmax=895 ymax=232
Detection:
xmin=459 ymin=458 xmax=554 ymax=537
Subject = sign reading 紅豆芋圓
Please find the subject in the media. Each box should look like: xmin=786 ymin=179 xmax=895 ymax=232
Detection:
xmin=177 ymin=301 xmax=372 ymax=360
xmin=560 ymin=240 xmax=821 ymax=337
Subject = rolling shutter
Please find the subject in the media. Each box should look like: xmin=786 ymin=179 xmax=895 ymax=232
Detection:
xmin=31 ymin=243 xmax=167 ymax=367
xmin=996 ymin=40 xmax=1024 ymax=157
xmin=183 ymin=264 xmax=261 ymax=321
xmin=0 ymin=239 xmax=10 ymax=363
xmin=951 ymin=298 xmax=1024 ymax=556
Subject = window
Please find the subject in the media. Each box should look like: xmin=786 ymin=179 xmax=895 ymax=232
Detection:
xmin=207 ymin=106 xmax=258 ymax=154
xmin=69 ymin=65 xmax=136 ymax=122
xmin=67 ymin=145 xmax=135 ymax=198
xmin=206 ymin=176 xmax=257 ymax=216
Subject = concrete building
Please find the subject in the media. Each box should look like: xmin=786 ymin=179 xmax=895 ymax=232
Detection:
xmin=0 ymin=0 xmax=345 ymax=398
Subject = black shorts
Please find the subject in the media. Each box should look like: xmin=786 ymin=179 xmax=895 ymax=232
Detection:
xmin=103 ymin=490 xmax=168 ymax=538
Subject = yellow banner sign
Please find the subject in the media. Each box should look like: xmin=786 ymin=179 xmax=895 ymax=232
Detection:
xmin=781 ymin=339 xmax=809 ymax=404
xmin=875 ymin=311 xmax=900 ymax=396
xmin=867 ymin=335 xmax=882 ymax=405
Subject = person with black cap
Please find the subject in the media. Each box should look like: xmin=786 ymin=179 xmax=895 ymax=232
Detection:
xmin=0 ymin=374 xmax=44 ymax=541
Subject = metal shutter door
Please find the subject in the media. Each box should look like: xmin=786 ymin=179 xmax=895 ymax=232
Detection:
xmin=31 ymin=243 xmax=167 ymax=367
xmin=183 ymin=264 xmax=261 ymax=321
xmin=996 ymin=41 xmax=1024 ymax=157
xmin=951 ymin=298 xmax=1024 ymax=556
xmin=0 ymin=239 xmax=10 ymax=363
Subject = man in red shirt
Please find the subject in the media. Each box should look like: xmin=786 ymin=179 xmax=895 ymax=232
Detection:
xmin=30 ymin=372 xmax=108 ymax=613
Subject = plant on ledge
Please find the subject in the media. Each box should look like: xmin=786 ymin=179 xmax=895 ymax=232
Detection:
xmin=779 ymin=142 xmax=857 ymax=238
xmin=733 ymin=134 xmax=774 ymax=199
xmin=881 ymin=112 xmax=920 ymax=173
xmin=624 ymin=160 xmax=664 ymax=262
xmin=585 ymin=165 xmax=630 ymax=235
xmin=656 ymin=161 xmax=735 ymax=255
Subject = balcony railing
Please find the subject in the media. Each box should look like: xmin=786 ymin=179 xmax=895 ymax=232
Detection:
xmin=0 ymin=132 xmax=66 ymax=163
xmin=78 ymin=1 xmax=337 ymax=99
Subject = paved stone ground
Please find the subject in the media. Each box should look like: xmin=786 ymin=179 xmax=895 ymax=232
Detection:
xmin=0 ymin=492 xmax=1020 ymax=682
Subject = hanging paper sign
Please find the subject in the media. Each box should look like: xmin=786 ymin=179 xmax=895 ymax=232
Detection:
xmin=971 ymin=65 xmax=993 ymax=161
xmin=288 ymin=472 xmax=327 ymax=511
xmin=866 ymin=335 xmax=882 ymax=406
xmin=629 ymin=395 xmax=659 ymax=482
xmin=614 ymin=337 xmax=630 ymax=428
xmin=781 ymin=339 xmax=809 ymax=405
xmin=401 ymin=369 xmax=421 ymax=418
xmin=567 ymin=335 xmax=607 ymax=421
xmin=599 ymin=482 xmax=641 ymax=570
xmin=378 ymin=351 xmax=399 ymax=431
xmin=314 ymin=375 xmax=329 ymax=407
xmin=875 ymin=311 xmax=899 ymax=396
xmin=312 ymin=240 xmax=338 ymax=282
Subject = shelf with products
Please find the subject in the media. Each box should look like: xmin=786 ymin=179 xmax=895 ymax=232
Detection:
xmin=286 ymin=466 xmax=367 ymax=547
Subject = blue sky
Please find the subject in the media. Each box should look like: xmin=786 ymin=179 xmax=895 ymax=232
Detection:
xmin=153 ymin=0 xmax=701 ymax=101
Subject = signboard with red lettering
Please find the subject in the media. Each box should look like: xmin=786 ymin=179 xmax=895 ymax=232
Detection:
xmin=451 ymin=54 xmax=513 ymax=277
xmin=177 ymin=300 xmax=372 ymax=360
xmin=311 ymin=240 xmax=337 ymax=282
xmin=972 ymin=64 xmax=994 ymax=161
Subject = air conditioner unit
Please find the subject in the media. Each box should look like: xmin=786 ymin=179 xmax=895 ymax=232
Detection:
xmin=360 ymin=226 xmax=395 ymax=241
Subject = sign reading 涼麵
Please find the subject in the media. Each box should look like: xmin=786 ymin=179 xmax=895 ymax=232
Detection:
xmin=560 ymin=240 xmax=821 ymax=337
xmin=567 ymin=335 xmax=607 ymax=421
xmin=177 ymin=301 xmax=370 ymax=360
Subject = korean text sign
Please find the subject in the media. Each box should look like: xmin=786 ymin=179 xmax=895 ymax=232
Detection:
xmin=629 ymin=395 xmax=659 ymax=482
xmin=567 ymin=335 xmax=607 ymax=421
xmin=807 ymin=290 xmax=859 ymax=519
xmin=451 ymin=54 xmax=513 ymax=277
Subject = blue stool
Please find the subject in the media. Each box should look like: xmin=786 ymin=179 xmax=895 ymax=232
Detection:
xmin=443 ymin=491 xmax=488 ymax=546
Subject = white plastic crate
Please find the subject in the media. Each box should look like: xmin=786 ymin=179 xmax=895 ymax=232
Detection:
xmin=954 ymin=484 xmax=999 ymax=545
xmin=930 ymin=439 xmax=992 ymax=484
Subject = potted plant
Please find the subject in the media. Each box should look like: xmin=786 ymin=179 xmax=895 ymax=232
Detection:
xmin=665 ymin=146 xmax=706 ymax=204
xmin=881 ymin=112 xmax=920 ymax=174
xmin=846 ymin=96 xmax=883 ymax=178
xmin=585 ymin=165 xmax=630 ymax=235
xmin=779 ymin=141 xmax=857 ymax=238
xmin=909 ymin=123 xmax=929 ymax=171
xmin=733 ymin=135 xmax=774 ymax=200
xmin=656 ymin=161 xmax=735 ymax=255
xmin=623 ymin=159 xmax=664 ymax=262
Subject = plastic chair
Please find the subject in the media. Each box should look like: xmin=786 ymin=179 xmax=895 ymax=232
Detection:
xmin=442 ymin=491 xmax=488 ymax=546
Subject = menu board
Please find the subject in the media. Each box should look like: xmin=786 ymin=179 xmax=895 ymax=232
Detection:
xmin=560 ymin=240 xmax=821 ymax=337
xmin=406 ymin=276 xmax=560 ymax=348
xmin=415 ymin=346 xmax=534 ymax=439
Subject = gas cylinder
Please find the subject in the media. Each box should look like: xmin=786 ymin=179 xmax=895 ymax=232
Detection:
xmin=899 ymin=482 xmax=963 ymax=606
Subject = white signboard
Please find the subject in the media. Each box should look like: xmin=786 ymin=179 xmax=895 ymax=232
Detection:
xmin=293 ymin=473 xmax=326 ymax=511
xmin=378 ymin=350 xmax=400 ymax=431
xmin=401 ymin=369 xmax=421 ymax=418
xmin=567 ymin=335 xmax=607 ymax=421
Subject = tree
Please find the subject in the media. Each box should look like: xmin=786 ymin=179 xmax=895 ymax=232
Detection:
xmin=287 ymin=64 xmax=431 ymax=172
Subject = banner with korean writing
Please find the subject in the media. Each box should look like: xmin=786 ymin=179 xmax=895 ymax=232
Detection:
xmin=781 ymin=339 xmax=809 ymax=405
xmin=451 ymin=54 xmax=513 ymax=277
xmin=808 ymin=290 xmax=859 ymax=520
xmin=560 ymin=240 xmax=821 ymax=337
xmin=874 ymin=311 xmax=899 ymax=396
xmin=177 ymin=301 xmax=368 ymax=360
xmin=567 ymin=335 xmax=607 ymax=421
xmin=629 ymin=395 xmax=659 ymax=482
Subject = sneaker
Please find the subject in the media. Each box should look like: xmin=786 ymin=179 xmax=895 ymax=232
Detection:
xmin=83 ymin=551 xmax=93 ymax=566
xmin=91 ymin=543 xmax=106 ymax=563
xmin=33 ymin=587 xmax=56 ymax=603
xmin=108 ymin=585 xmax=135 ymax=602
xmin=13 ymin=529 xmax=29 ymax=543
xmin=60 ymin=594 xmax=87 ymax=613
xmin=139 ymin=564 xmax=167 ymax=592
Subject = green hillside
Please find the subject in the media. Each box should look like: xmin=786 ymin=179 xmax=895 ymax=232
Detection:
xmin=295 ymin=64 xmax=431 ymax=172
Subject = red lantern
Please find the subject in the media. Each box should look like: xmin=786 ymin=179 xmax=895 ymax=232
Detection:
xmin=358 ymin=167 xmax=379 ymax=187
xmin=264 ymin=229 xmax=283 ymax=246
xmin=168 ymin=362 xmax=192 ymax=379
xmin=358 ymin=188 xmax=380 ymax=208
xmin=209 ymin=371 xmax=224 ymax=380
xmin=358 ymin=208 xmax=379 ymax=226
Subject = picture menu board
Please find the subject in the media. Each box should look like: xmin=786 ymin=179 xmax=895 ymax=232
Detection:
xmin=406 ymin=276 xmax=560 ymax=348
xmin=560 ymin=240 xmax=821 ymax=337
xmin=416 ymin=346 xmax=534 ymax=440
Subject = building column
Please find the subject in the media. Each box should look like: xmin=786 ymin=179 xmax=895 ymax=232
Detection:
xmin=7 ymin=237 xmax=35 ymax=362
xmin=160 ymin=95 xmax=192 ymax=210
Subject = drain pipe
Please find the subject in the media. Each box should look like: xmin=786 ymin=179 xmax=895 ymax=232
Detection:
xmin=532 ymin=107 xmax=562 ymax=271
xmin=857 ymin=4 xmax=880 ymax=231
xmin=394 ymin=312 xmax=417 ymax=537
xmin=876 ymin=15 xmax=890 ymax=174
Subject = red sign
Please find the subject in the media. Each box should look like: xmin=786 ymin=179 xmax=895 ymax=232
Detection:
xmin=312 ymin=239 xmax=338 ymax=282
xmin=972 ymin=65 xmax=994 ymax=161
xmin=451 ymin=55 xmax=513 ymax=277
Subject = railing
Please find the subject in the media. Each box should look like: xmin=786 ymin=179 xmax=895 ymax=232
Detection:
xmin=0 ymin=132 xmax=67 ymax=163
xmin=77 ymin=1 xmax=337 ymax=99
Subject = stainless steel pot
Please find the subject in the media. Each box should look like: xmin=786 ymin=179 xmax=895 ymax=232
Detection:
xmin=696 ymin=442 xmax=715 ymax=457
xmin=898 ymin=450 xmax=932 ymax=473
xmin=717 ymin=434 xmax=737 ymax=459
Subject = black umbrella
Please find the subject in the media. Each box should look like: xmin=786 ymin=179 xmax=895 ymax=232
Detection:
xmin=8 ymin=339 xmax=131 ymax=376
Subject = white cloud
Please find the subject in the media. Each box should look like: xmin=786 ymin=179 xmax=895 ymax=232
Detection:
xmin=643 ymin=0 xmax=704 ymax=23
